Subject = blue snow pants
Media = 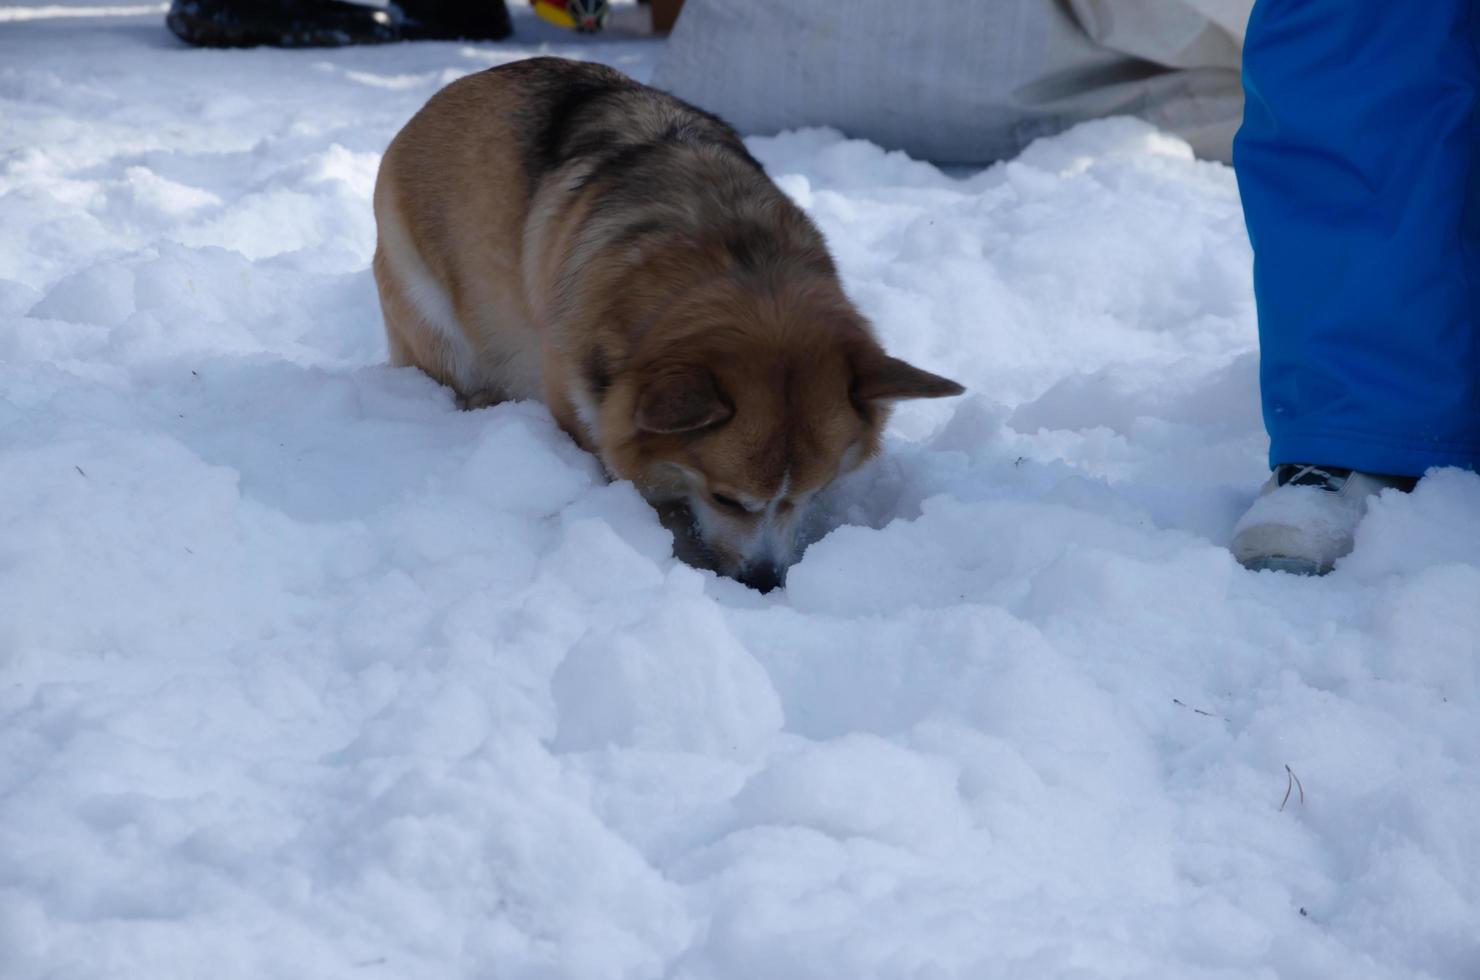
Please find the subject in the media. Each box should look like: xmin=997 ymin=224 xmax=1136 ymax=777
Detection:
xmin=1233 ymin=0 xmax=1480 ymax=476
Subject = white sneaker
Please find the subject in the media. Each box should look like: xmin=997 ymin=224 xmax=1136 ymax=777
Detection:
xmin=1231 ymin=464 xmax=1417 ymax=575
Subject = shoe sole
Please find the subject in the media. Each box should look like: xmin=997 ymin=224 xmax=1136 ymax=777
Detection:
xmin=1240 ymin=555 xmax=1328 ymax=576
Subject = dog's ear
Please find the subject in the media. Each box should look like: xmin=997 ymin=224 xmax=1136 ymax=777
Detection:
xmin=635 ymin=366 xmax=734 ymax=433
xmin=852 ymin=350 xmax=965 ymax=403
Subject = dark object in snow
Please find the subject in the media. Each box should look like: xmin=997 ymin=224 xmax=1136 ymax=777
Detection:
xmin=1279 ymin=764 xmax=1305 ymax=812
xmin=166 ymin=0 xmax=512 ymax=48
xmin=1171 ymin=697 xmax=1220 ymax=719
xmin=646 ymin=0 xmax=684 ymax=34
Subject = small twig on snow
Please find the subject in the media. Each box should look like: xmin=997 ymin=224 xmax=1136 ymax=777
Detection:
xmin=1172 ymin=697 xmax=1220 ymax=719
xmin=1280 ymin=764 xmax=1305 ymax=811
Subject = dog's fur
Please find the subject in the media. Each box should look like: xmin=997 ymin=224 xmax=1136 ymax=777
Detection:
xmin=373 ymin=57 xmax=963 ymax=590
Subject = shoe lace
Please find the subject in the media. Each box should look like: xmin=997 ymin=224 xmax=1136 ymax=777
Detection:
xmin=1274 ymin=463 xmax=1350 ymax=491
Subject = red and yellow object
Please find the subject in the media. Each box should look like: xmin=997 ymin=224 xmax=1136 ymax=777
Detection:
xmin=532 ymin=0 xmax=609 ymax=33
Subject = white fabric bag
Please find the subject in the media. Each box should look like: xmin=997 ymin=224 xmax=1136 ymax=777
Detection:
xmin=652 ymin=0 xmax=1254 ymax=164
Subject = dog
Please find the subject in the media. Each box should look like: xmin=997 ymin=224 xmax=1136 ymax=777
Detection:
xmin=372 ymin=57 xmax=963 ymax=591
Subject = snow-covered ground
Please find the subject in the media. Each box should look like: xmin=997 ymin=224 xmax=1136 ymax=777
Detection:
xmin=3 ymin=4 xmax=1479 ymax=978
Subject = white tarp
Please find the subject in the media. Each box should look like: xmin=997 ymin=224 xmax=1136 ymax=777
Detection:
xmin=653 ymin=0 xmax=1253 ymax=164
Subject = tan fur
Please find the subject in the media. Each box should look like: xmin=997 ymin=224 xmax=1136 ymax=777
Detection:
xmin=373 ymin=58 xmax=963 ymax=589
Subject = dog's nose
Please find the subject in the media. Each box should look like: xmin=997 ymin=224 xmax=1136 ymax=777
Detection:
xmin=738 ymin=561 xmax=784 ymax=594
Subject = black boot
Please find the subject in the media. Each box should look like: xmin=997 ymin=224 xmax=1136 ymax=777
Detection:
xmin=397 ymin=0 xmax=511 ymax=41
xmin=166 ymin=0 xmax=511 ymax=48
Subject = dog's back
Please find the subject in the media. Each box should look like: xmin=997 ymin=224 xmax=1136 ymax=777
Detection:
xmin=374 ymin=58 xmax=832 ymax=407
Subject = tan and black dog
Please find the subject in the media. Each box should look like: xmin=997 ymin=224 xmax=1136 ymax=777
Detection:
xmin=373 ymin=57 xmax=963 ymax=591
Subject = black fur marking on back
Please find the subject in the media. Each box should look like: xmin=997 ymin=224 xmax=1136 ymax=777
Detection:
xmin=607 ymin=217 xmax=670 ymax=252
xmin=500 ymin=57 xmax=764 ymax=191
xmin=531 ymin=88 xmax=630 ymax=176
xmin=493 ymin=57 xmax=640 ymax=180
xmin=585 ymin=346 xmax=612 ymax=399
xmin=573 ymin=139 xmax=668 ymax=193
xmin=724 ymin=224 xmax=778 ymax=275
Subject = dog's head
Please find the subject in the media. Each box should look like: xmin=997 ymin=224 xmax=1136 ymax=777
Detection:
xmin=600 ymin=277 xmax=963 ymax=591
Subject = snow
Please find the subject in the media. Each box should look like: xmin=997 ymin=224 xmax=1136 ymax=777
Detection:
xmin=3 ymin=4 xmax=1479 ymax=979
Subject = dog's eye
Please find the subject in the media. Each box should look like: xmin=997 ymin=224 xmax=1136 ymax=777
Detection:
xmin=711 ymin=493 xmax=747 ymax=513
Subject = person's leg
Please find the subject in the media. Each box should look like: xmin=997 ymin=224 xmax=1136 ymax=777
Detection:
xmin=1234 ymin=0 xmax=1480 ymax=477
xmin=1231 ymin=0 xmax=1480 ymax=573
